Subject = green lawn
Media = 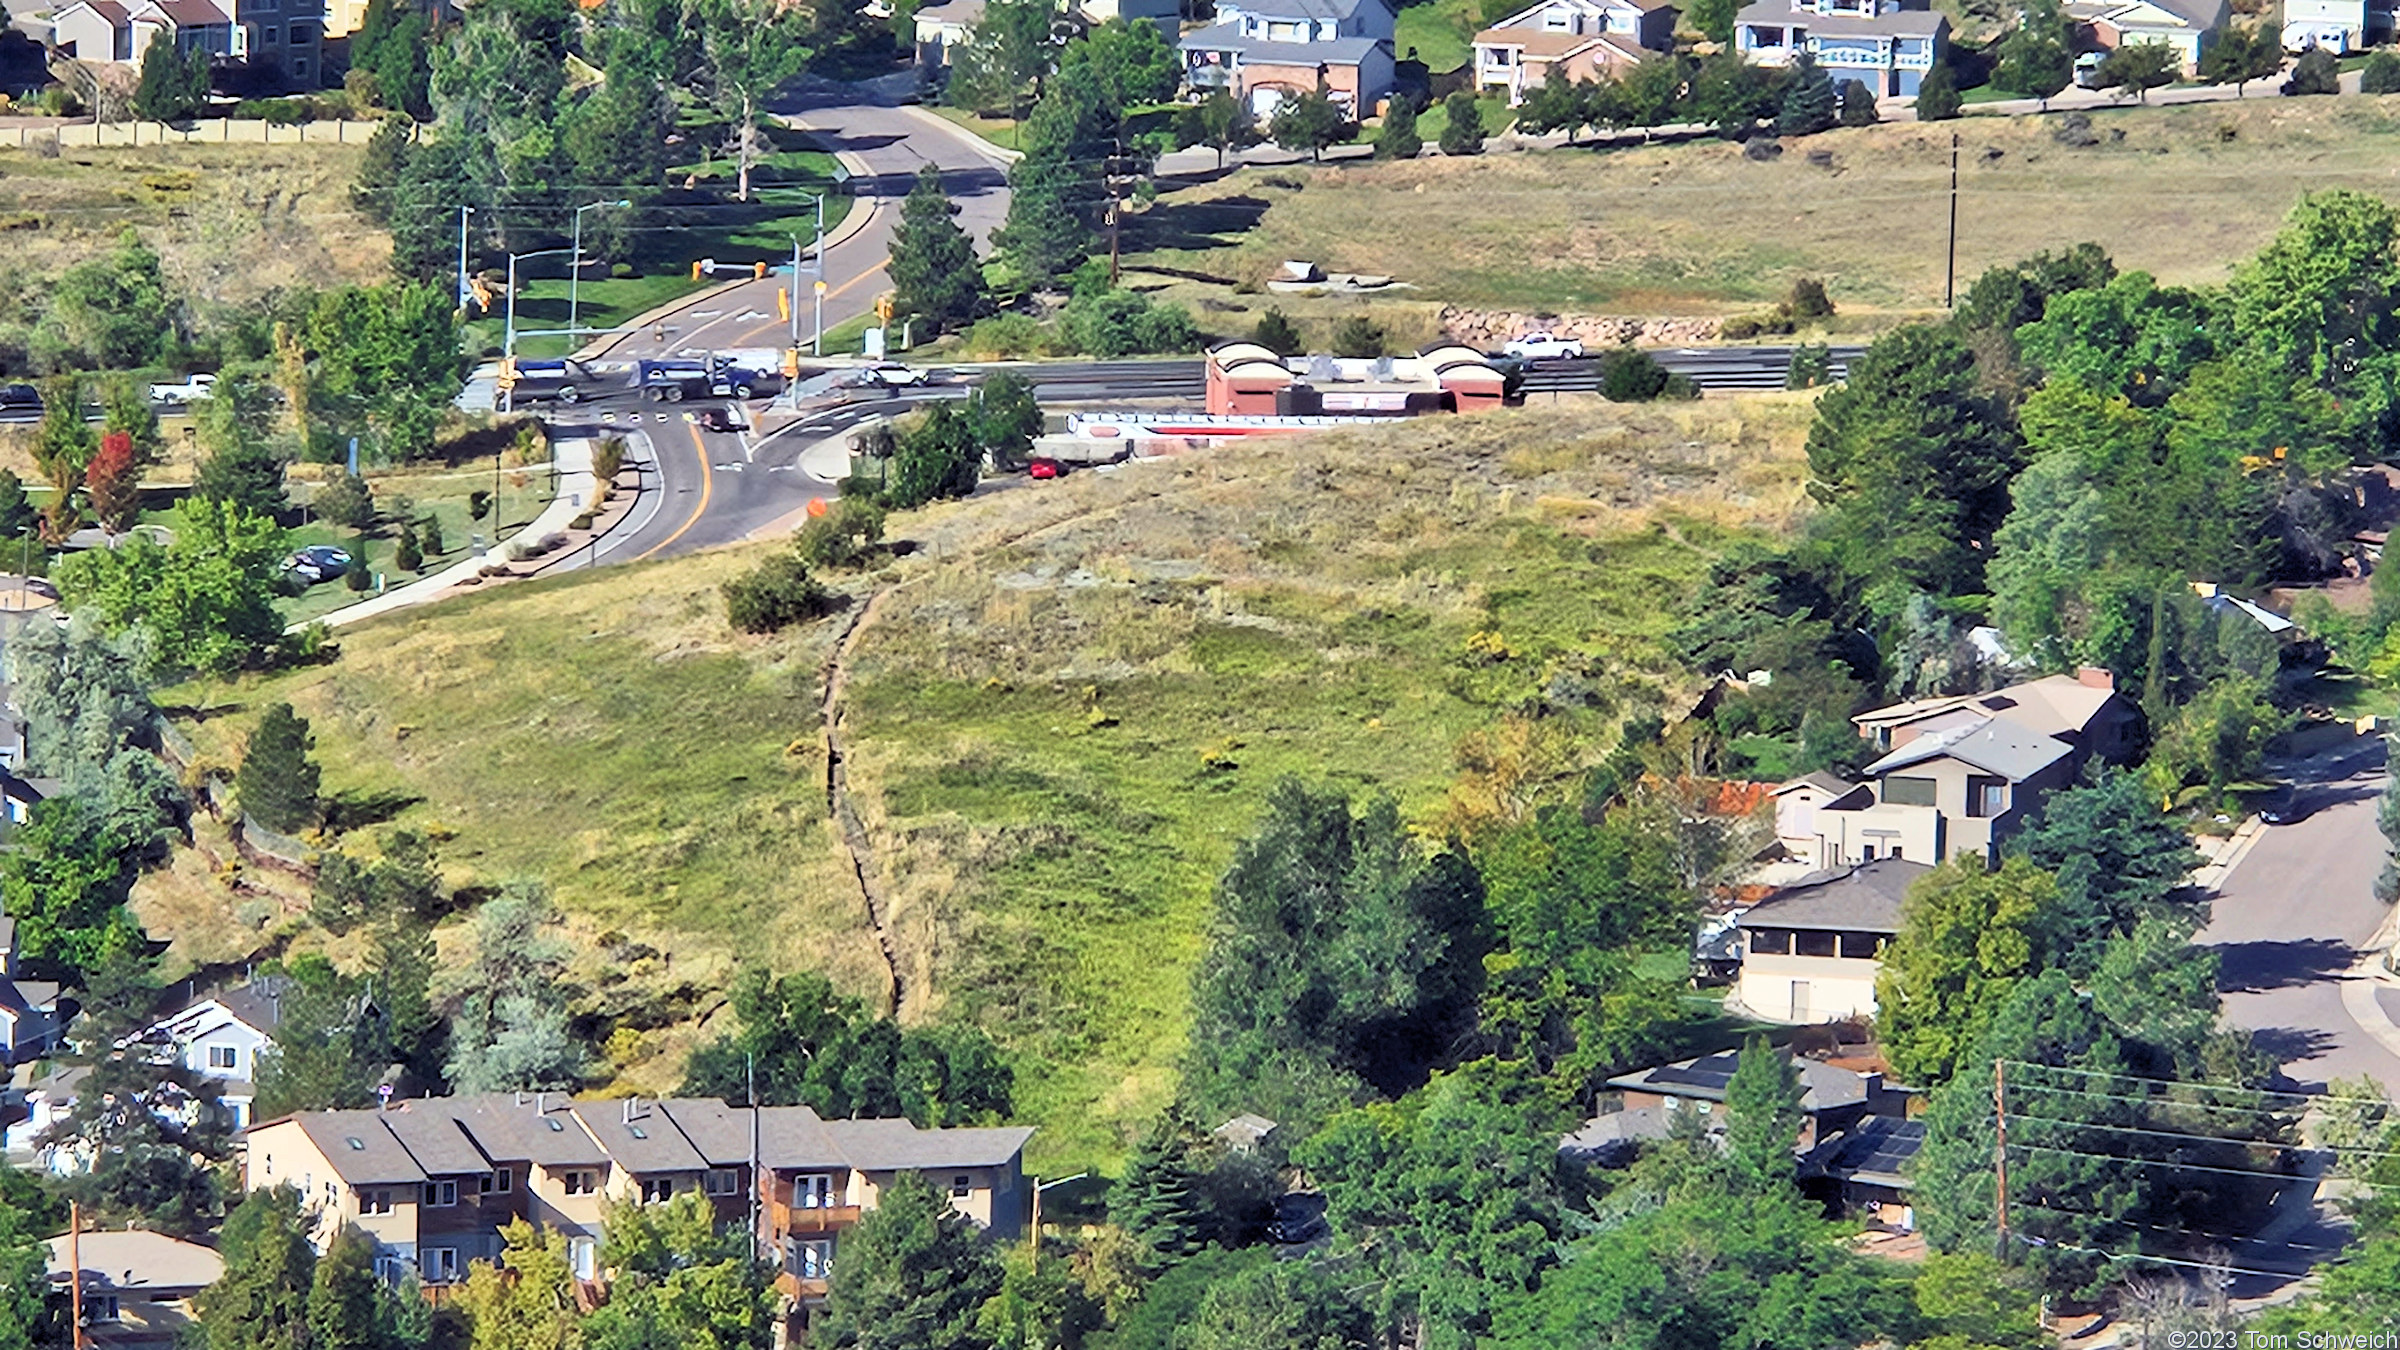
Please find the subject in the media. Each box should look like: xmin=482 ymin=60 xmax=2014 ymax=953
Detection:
xmin=158 ymin=399 xmax=1815 ymax=1170
xmin=1396 ymin=0 xmax=1483 ymax=73
xmin=278 ymin=460 xmax=561 ymax=625
xmin=925 ymin=106 xmax=1027 ymax=151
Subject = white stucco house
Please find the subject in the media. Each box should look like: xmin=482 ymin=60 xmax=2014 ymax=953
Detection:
xmin=1734 ymin=858 xmax=1928 ymax=1025
xmin=140 ymin=974 xmax=288 ymax=1130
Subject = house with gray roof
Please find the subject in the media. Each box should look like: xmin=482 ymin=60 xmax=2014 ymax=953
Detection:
xmin=143 ymin=974 xmax=291 ymax=1130
xmin=0 ymin=912 xmax=65 ymax=1071
xmin=1732 ymin=0 xmax=1947 ymax=97
xmin=1602 ymin=1047 xmax=1905 ymax=1150
xmin=1733 ymin=858 xmax=1929 ymax=1024
xmin=245 ymin=1092 xmax=1034 ymax=1324
xmin=1182 ymin=0 xmax=1400 ymax=117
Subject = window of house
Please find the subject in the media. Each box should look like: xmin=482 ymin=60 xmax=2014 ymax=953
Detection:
xmin=1795 ymin=930 xmax=1839 ymax=958
xmin=792 ymin=1239 xmax=834 ymax=1279
xmin=570 ymin=1238 xmax=597 ymax=1281
xmin=207 ymin=1045 xmax=238 ymax=1069
xmin=362 ymin=1188 xmax=394 ymax=1216
xmin=1881 ymin=776 xmax=1937 ymax=807
xmin=1490 ymin=46 xmax=1512 ymax=63
xmin=424 ymin=1180 xmax=458 ymax=1208
xmin=951 ymin=1174 xmax=973 ymax=1198
xmin=641 ymin=1177 xmax=675 ymax=1203
xmin=292 ymin=57 xmax=308 ymax=77
xmin=562 ymin=1170 xmax=597 ymax=1196
xmin=1542 ymin=9 xmax=1571 ymax=27
xmin=287 ymin=22 xmax=307 ymax=41
xmin=795 ymin=1174 xmax=833 ymax=1208
xmin=706 ymin=1169 xmax=740 ymax=1196
xmin=424 ymin=1248 xmax=459 ymax=1283
xmin=1967 ymin=776 xmax=2006 ymax=819
xmin=89 ymin=1295 xmax=120 ymax=1323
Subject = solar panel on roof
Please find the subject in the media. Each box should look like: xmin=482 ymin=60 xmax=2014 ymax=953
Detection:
xmin=1646 ymin=1056 xmax=1741 ymax=1090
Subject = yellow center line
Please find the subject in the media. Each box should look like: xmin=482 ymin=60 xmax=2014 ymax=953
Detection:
xmin=633 ymin=422 xmax=714 ymax=561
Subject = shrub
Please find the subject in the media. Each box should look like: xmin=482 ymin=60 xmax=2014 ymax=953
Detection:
xmin=468 ymin=490 xmax=491 ymax=521
xmin=724 ymin=554 xmax=833 ymax=633
xmin=1786 ymin=342 xmax=1835 ymax=389
xmin=1375 ymin=95 xmax=1423 ymax=160
xmin=417 ymin=514 xmax=444 ymax=555
xmin=1838 ymin=79 xmax=1878 ymax=126
xmin=1788 ymin=277 xmax=1834 ymax=320
xmin=610 ymin=262 xmax=636 ymax=279
xmin=1060 ymin=289 xmax=1201 ymax=358
xmin=2365 ymin=50 xmax=2400 ymax=94
xmin=1331 ymin=315 xmax=1386 ymax=358
xmin=2285 ymin=46 xmax=2339 ymax=95
xmin=591 ymin=437 xmax=626 ymax=484
xmin=958 ymin=313 xmax=1058 ymax=360
xmin=314 ymin=470 xmax=375 ymax=530
xmin=1252 ymin=308 xmax=1302 ymax=356
xmin=1597 ymin=346 xmax=1671 ymax=401
xmin=234 ymin=97 xmax=309 ymax=124
xmin=795 ymin=498 xmax=887 ymax=570
xmin=1915 ymin=62 xmax=1962 ymax=120
xmin=394 ymin=524 xmax=423 ymax=572
xmin=1437 ymin=90 xmax=1487 ymax=156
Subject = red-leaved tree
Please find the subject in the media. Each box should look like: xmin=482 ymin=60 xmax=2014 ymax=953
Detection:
xmin=85 ymin=430 xmax=141 ymax=536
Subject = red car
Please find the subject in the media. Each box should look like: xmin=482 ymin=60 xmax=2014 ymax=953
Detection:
xmin=1027 ymin=458 xmax=1063 ymax=480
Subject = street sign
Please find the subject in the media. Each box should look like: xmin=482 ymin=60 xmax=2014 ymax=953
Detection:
xmin=864 ymin=326 xmax=886 ymax=360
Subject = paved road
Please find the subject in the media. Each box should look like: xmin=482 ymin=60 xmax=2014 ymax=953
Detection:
xmin=597 ymin=84 xmax=1014 ymax=366
xmin=2200 ymin=736 xmax=2400 ymax=1095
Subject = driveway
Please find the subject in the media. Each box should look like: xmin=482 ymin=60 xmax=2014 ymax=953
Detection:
xmin=2199 ymin=736 xmax=2400 ymax=1095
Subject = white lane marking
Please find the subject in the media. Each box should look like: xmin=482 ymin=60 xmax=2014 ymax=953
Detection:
xmin=688 ymin=309 xmax=724 ymax=318
xmin=712 ymin=462 xmax=745 ymax=472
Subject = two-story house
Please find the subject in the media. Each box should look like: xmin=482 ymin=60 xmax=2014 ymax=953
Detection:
xmin=1733 ymin=857 xmax=1928 ymax=1023
xmin=1181 ymin=0 xmax=1400 ymax=117
xmin=244 ymin=1092 xmax=1035 ymax=1327
xmin=140 ymin=975 xmax=288 ymax=1130
xmin=1472 ymin=0 xmax=1675 ymax=105
xmin=1797 ymin=669 xmax=2138 ymax=870
xmin=2068 ymin=0 xmax=2225 ymax=68
xmin=1732 ymin=0 xmax=1947 ymax=97
xmin=2282 ymin=0 xmax=2391 ymax=51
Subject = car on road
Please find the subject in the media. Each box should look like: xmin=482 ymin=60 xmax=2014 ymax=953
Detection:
xmin=861 ymin=362 xmax=930 ymax=387
xmin=148 ymin=373 xmax=217 ymax=405
xmin=1027 ymin=457 xmax=1063 ymax=480
xmin=282 ymin=544 xmax=352 ymax=586
xmin=699 ymin=406 xmax=743 ymax=434
xmin=0 ymin=384 xmax=39 ymax=423
xmin=1503 ymin=332 xmax=1585 ymax=361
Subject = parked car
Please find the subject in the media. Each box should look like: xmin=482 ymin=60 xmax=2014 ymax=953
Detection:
xmin=699 ymin=406 xmax=743 ymax=434
xmin=1503 ymin=332 xmax=1584 ymax=361
xmin=282 ymin=544 xmax=353 ymax=585
xmin=2074 ymin=51 xmax=2106 ymax=87
xmin=0 ymin=384 xmax=39 ymax=424
xmin=148 ymin=373 xmax=217 ymax=405
xmin=1027 ymin=457 xmax=1063 ymax=480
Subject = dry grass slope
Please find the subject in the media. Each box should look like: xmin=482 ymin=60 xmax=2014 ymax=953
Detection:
xmin=164 ymin=397 xmax=1815 ymax=1165
xmin=1129 ymin=97 xmax=2400 ymax=318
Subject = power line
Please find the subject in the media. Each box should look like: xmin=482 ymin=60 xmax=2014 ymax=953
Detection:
xmin=2010 ymin=1141 xmax=2326 ymax=1185
xmin=2003 ymin=1111 xmax=2307 ymax=1154
xmin=2012 ymin=1200 xmax=2336 ymax=1255
xmin=2006 ymin=1080 xmax=2315 ymax=1121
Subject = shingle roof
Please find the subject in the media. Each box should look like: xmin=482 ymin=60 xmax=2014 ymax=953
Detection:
xmin=1739 ymin=858 xmax=1929 ymax=934
xmin=657 ymin=1098 xmax=762 ymax=1167
xmin=442 ymin=1094 xmax=611 ymax=1167
xmin=47 ymin=1229 xmax=224 ymax=1294
xmin=1607 ymin=1052 xmax=1874 ymax=1113
xmin=570 ymin=1101 xmax=708 ymax=1175
xmin=136 ymin=0 xmax=231 ymax=25
xmin=822 ymin=1119 xmax=1037 ymax=1170
xmin=1225 ymin=0 xmax=1389 ymax=21
xmin=1733 ymin=0 xmax=1944 ymax=33
xmin=293 ymin=1111 xmax=429 ymax=1186
xmin=215 ymin=976 xmax=291 ymax=1035
xmin=1864 ymin=715 xmax=2072 ymax=781
xmin=1180 ymin=20 xmax=1392 ymax=63
xmin=1472 ymin=24 xmax=1648 ymax=57
xmin=379 ymin=1103 xmax=494 ymax=1178
xmin=60 ymin=0 xmax=132 ymax=22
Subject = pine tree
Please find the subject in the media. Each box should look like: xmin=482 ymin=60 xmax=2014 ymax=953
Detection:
xmin=1724 ymin=1034 xmax=1805 ymax=1194
xmin=238 ymin=703 xmax=321 ymax=835
xmin=1915 ymin=61 xmax=1963 ymax=120
xmin=394 ymin=523 xmax=423 ymax=573
xmin=1777 ymin=52 xmax=1838 ymax=135
xmin=1111 ymin=1112 xmax=1208 ymax=1271
xmin=818 ymin=1172 xmax=1005 ymax=1350
xmin=1252 ymin=308 xmax=1302 ymax=356
xmin=1374 ymin=94 xmax=1423 ymax=160
xmin=1437 ymin=90 xmax=1486 ymax=156
xmin=308 ymin=1231 xmax=383 ymax=1350
xmin=0 ymin=1200 xmax=44 ymax=1350
xmin=133 ymin=38 xmax=207 ymax=121
xmin=1838 ymin=79 xmax=1878 ymax=126
xmin=195 ymin=1187 xmax=317 ymax=1350
xmin=890 ymin=165 xmax=987 ymax=335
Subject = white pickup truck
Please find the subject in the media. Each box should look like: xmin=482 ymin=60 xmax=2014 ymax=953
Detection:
xmin=148 ymin=373 xmax=216 ymax=405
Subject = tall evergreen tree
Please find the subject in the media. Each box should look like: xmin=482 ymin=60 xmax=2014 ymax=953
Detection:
xmin=1437 ymin=90 xmax=1486 ymax=156
xmin=1914 ymin=61 xmax=1962 ymax=120
xmin=818 ymin=1172 xmax=1005 ymax=1350
xmin=307 ymin=1231 xmax=383 ymax=1350
xmin=1993 ymin=0 xmax=2073 ymax=107
xmin=1374 ymin=94 xmax=1423 ymax=159
xmin=1111 ymin=1112 xmax=1208 ymax=1271
xmin=1724 ymin=1034 xmax=1805 ymax=1194
xmin=890 ymin=165 xmax=987 ymax=335
xmin=1777 ymin=52 xmax=1838 ymax=135
xmin=237 ymin=703 xmax=320 ymax=836
xmin=196 ymin=1186 xmax=317 ymax=1350
xmin=132 ymin=38 xmax=208 ymax=121
xmin=1838 ymin=79 xmax=1878 ymax=125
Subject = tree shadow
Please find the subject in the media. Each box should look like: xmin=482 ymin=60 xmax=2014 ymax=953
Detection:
xmin=2207 ymin=937 xmax=2357 ymax=993
xmin=1124 ymin=195 xmax=1274 ymax=254
xmin=2246 ymin=1025 xmax=2341 ymax=1064
xmin=321 ymin=788 xmax=425 ymax=834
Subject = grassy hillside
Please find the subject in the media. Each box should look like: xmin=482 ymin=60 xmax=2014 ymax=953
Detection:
xmin=1129 ymin=96 xmax=2400 ymax=318
xmin=162 ymin=397 xmax=1814 ymax=1166
xmin=0 ymin=142 xmax=389 ymax=305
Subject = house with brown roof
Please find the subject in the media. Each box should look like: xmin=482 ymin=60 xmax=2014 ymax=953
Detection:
xmin=1732 ymin=857 xmax=1928 ymax=1023
xmin=1181 ymin=0 xmax=1400 ymax=118
xmin=128 ymin=0 xmax=237 ymax=65
xmin=1471 ymin=0 xmax=1673 ymax=105
xmin=52 ymin=0 xmax=135 ymax=62
xmin=46 ymin=1229 xmax=224 ymax=1349
xmin=244 ymin=1093 xmax=1033 ymax=1317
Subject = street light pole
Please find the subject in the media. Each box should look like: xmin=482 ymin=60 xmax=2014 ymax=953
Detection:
xmin=456 ymin=205 xmax=475 ymax=311
xmin=813 ymin=192 xmax=826 ymax=356
xmin=503 ymin=247 xmax=579 ymax=414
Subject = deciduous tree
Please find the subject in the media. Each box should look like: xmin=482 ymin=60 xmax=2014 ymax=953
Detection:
xmin=818 ymin=1171 xmax=1004 ymax=1350
xmin=1875 ymin=856 xmax=2061 ymax=1088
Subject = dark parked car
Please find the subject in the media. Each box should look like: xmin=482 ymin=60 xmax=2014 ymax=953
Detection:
xmin=699 ymin=406 xmax=743 ymax=434
xmin=0 ymin=384 xmax=40 ymax=424
xmin=282 ymin=544 xmax=353 ymax=586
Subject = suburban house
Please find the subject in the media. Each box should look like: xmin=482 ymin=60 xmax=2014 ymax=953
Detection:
xmin=2281 ymin=0 xmax=2381 ymax=51
xmin=2 ymin=1063 xmax=90 ymax=1170
xmin=136 ymin=974 xmax=289 ymax=1130
xmin=0 ymin=915 xmax=67 ymax=1071
xmin=57 ymin=0 xmax=303 ymax=81
xmin=1770 ymin=772 xmax=1867 ymax=872
xmin=1579 ymin=1048 xmax=1905 ymax=1155
xmin=2066 ymin=0 xmax=2226 ymax=68
xmin=919 ymin=0 xmax=1179 ymax=67
xmin=1731 ymin=0 xmax=1947 ymax=98
xmin=1471 ymin=0 xmax=1674 ymax=105
xmin=1181 ymin=0 xmax=1400 ymax=117
xmin=1732 ymin=857 xmax=1929 ymax=1024
xmin=52 ymin=0 xmax=136 ymax=62
xmin=1802 ymin=1115 xmax=1923 ymax=1228
xmin=244 ymin=1093 xmax=1034 ymax=1324
xmin=46 ymin=1228 xmax=225 ymax=1349
xmin=129 ymin=0 xmax=238 ymax=64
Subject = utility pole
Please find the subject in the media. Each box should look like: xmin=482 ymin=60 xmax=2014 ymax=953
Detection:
xmin=1944 ymin=131 xmax=1960 ymax=309
xmin=1105 ymin=155 xmax=1123 ymax=287
xmin=1994 ymin=1057 xmax=2010 ymax=1259
xmin=456 ymin=206 xmax=475 ymax=312
xmin=748 ymin=1052 xmax=764 ymax=1264
xmin=68 ymin=1200 xmax=83 ymax=1350
xmin=789 ymin=234 xmax=803 ymax=352
xmin=570 ymin=199 xmax=631 ymax=343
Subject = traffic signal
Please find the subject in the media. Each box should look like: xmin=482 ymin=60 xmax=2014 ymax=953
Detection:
xmin=781 ymin=348 xmax=800 ymax=378
xmin=496 ymin=355 xmax=517 ymax=387
xmin=777 ymin=289 xmax=790 ymax=321
xmin=691 ymin=260 xmax=704 ymax=281
xmin=875 ymin=295 xmax=894 ymax=323
xmin=753 ymin=261 xmax=768 ymax=280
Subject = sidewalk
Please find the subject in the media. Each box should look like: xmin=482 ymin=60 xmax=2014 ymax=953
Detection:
xmin=286 ymin=439 xmax=601 ymax=633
